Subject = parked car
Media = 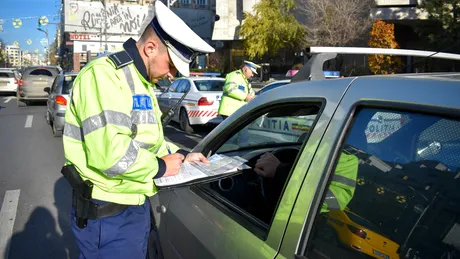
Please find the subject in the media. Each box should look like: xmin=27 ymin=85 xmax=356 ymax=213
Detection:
xmin=45 ymin=72 xmax=77 ymax=137
xmin=325 ymin=209 xmax=400 ymax=259
xmin=256 ymin=72 xmax=341 ymax=96
xmin=147 ymin=47 xmax=460 ymax=259
xmin=157 ymin=76 xmax=225 ymax=132
xmin=17 ymin=66 xmax=60 ymax=107
xmin=0 ymin=69 xmax=19 ymax=94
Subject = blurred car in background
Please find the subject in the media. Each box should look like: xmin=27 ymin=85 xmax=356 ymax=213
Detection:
xmin=0 ymin=69 xmax=19 ymax=94
xmin=45 ymin=72 xmax=77 ymax=137
xmin=17 ymin=66 xmax=60 ymax=107
xmin=157 ymin=75 xmax=225 ymax=132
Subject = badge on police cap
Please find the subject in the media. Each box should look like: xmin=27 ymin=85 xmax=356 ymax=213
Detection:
xmin=149 ymin=1 xmax=215 ymax=77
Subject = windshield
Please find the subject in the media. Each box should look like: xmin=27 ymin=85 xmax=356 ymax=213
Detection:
xmin=62 ymin=75 xmax=77 ymax=94
xmin=28 ymin=69 xmax=54 ymax=77
xmin=193 ymin=80 xmax=225 ymax=91
xmin=217 ymin=104 xmax=320 ymax=153
xmin=0 ymin=72 xmax=14 ymax=78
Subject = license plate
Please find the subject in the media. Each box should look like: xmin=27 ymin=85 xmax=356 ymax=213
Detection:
xmin=373 ymin=250 xmax=390 ymax=259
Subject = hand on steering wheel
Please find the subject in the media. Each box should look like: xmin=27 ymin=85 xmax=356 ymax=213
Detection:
xmin=254 ymin=152 xmax=281 ymax=178
xmin=254 ymin=149 xmax=284 ymax=200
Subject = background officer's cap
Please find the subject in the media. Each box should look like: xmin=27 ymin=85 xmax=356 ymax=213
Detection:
xmin=243 ymin=60 xmax=261 ymax=74
xmin=149 ymin=1 xmax=215 ymax=77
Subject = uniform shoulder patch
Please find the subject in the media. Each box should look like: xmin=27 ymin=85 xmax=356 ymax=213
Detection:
xmin=108 ymin=50 xmax=133 ymax=69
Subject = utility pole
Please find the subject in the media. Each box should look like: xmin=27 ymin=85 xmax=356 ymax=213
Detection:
xmin=37 ymin=27 xmax=50 ymax=65
xmin=100 ymin=0 xmax=108 ymax=52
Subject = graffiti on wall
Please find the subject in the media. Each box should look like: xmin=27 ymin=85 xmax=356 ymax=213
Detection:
xmin=65 ymin=1 xmax=213 ymax=38
xmin=65 ymin=1 xmax=150 ymax=35
xmin=80 ymin=4 xmax=147 ymax=34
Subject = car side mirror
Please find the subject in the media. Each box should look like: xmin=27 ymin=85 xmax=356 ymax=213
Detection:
xmin=44 ymin=87 xmax=51 ymax=94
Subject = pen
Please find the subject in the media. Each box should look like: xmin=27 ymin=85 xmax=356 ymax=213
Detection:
xmin=167 ymin=143 xmax=172 ymax=154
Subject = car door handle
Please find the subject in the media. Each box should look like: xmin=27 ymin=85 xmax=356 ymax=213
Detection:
xmin=156 ymin=205 xmax=167 ymax=214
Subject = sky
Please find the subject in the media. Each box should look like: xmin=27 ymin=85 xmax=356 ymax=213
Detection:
xmin=0 ymin=0 xmax=60 ymax=58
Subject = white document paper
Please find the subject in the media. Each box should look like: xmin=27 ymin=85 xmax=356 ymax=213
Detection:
xmin=154 ymin=154 xmax=249 ymax=187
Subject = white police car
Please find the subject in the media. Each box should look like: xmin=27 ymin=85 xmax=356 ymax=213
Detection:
xmin=157 ymin=73 xmax=225 ymax=132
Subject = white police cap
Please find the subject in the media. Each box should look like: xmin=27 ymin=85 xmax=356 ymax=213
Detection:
xmin=150 ymin=1 xmax=215 ymax=77
xmin=243 ymin=60 xmax=261 ymax=74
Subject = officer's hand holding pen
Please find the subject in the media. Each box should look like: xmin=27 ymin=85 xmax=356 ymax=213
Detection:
xmin=161 ymin=153 xmax=185 ymax=176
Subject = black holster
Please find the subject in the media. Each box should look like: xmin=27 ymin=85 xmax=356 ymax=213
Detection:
xmin=61 ymin=165 xmax=95 ymax=229
xmin=61 ymin=165 xmax=129 ymax=229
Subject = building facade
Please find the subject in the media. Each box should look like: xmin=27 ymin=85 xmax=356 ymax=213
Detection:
xmin=211 ymin=0 xmax=436 ymax=75
xmin=5 ymin=45 xmax=22 ymax=68
xmin=60 ymin=0 xmax=218 ymax=72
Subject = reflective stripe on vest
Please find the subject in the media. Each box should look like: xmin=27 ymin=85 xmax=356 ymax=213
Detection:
xmin=63 ymin=65 xmax=159 ymax=176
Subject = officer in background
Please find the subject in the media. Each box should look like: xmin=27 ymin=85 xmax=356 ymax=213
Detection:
xmin=218 ymin=60 xmax=261 ymax=120
xmin=62 ymin=1 xmax=212 ymax=258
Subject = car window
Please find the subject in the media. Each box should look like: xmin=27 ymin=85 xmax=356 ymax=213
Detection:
xmin=193 ymin=80 xmax=225 ymax=91
xmin=177 ymin=80 xmax=190 ymax=93
xmin=62 ymin=75 xmax=77 ymax=94
xmin=0 ymin=72 xmax=14 ymax=78
xmin=50 ymin=76 xmax=60 ymax=93
xmin=167 ymin=80 xmax=182 ymax=93
xmin=217 ymin=108 xmax=317 ymax=153
xmin=365 ymin=111 xmax=411 ymax=143
xmin=197 ymin=102 xmax=322 ymax=234
xmin=257 ymin=82 xmax=290 ymax=95
xmin=28 ymin=69 xmax=53 ymax=77
xmin=305 ymin=107 xmax=460 ymax=259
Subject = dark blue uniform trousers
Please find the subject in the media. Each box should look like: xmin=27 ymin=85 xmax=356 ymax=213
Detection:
xmin=71 ymin=199 xmax=151 ymax=259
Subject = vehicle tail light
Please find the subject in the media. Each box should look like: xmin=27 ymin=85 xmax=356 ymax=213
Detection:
xmin=14 ymin=78 xmax=18 ymax=84
xmin=347 ymin=225 xmax=367 ymax=239
xmin=197 ymin=97 xmax=214 ymax=106
xmin=56 ymin=96 xmax=67 ymax=106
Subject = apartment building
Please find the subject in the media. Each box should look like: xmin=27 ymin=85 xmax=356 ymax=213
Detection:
xmin=5 ymin=45 xmax=22 ymax=68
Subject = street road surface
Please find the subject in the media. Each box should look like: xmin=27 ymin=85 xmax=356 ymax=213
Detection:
xmin=0 ymin=94 xmax=209 ymax=259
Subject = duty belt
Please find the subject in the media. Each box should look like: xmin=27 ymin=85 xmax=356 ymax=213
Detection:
xmin=61 ymin=165 xmax=128 ymax=228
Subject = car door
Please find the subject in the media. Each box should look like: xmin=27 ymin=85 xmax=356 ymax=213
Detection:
xmin=47 ymin=75 xmax=61 ymax=119
xmin=171 ymin=80 xmax=191 ymax=121
xmin=281 ymin=77 xmax=460 ymax=259
xmin=157 ymin=80 xmax=182 ymax=113
xmin=151 ymin=78 xmax=353 ymax=259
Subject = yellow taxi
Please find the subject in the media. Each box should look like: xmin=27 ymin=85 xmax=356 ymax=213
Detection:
xmin=326 ymin=209 xmax=400 ymax=259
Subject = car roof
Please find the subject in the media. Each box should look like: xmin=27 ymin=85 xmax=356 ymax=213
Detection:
xmin=63 ymin=72 xmax=79 ymax=76
xmin=187 ymin=76 xmax=225 ymax=81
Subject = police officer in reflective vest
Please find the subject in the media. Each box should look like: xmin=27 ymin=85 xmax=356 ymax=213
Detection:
xmin=218 ymin=61 xmax=261 ymax=119
xmin=62 ymin=1 xmax=213 ymax=258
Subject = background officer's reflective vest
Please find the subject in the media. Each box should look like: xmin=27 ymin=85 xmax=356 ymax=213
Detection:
xmin=63 ymin=52 xmax=180 ymax=206
xmin=218 ymin=69 xmax=255 ymax=117
xmin=321 ymin=153 xmax=359 ymax=213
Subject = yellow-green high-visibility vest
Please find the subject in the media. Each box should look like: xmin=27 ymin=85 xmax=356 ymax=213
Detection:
xmin=63 ymin=50 xmax=180 ymax=205
xmin=321 ymin=153 xmax=359 ymax=213
xmin=218 ymin=69 xmax=254 ymax=117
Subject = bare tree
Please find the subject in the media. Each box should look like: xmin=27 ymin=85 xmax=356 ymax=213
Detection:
xmin=297 ymin=0 xmax=375 ymax=46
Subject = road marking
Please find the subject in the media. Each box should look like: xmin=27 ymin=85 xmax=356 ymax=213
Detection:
xmin=0 ymin=189 xmax=21 ymax=259
xmin=4 ymin=97 xmax=15 ymax=103
xmin=25 ymin=115 xmax=33 ymax=128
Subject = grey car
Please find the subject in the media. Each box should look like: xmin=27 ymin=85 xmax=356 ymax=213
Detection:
xmin=46 ymin=72 xmax=77 ymax=137
xmin=147 ymin=49 xmax=460 ymax=259
xmin=17 ymin=66 xmax=60 ymax=107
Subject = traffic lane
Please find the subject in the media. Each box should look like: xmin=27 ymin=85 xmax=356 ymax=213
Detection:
xmin=0 ymin=98 xmax=78 ymax=259
xmin=163 ymin=122 xmax=213 ymax=151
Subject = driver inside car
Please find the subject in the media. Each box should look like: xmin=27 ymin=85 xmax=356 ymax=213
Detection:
xmin=254 ymin=151 xmax=359 ymax=214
